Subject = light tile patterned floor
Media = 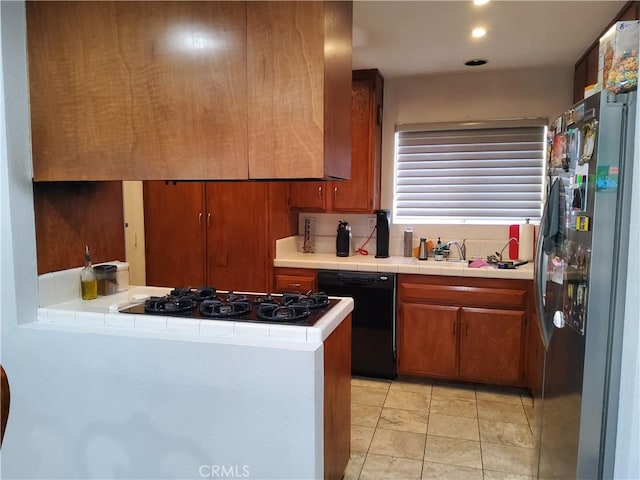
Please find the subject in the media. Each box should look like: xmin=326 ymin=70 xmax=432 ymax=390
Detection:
xmin=345 ymin=377 xmax=539 ymax=480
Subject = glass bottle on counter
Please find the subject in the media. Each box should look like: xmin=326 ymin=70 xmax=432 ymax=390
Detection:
xmin=80 ymin=245 xmax=97 ymax=300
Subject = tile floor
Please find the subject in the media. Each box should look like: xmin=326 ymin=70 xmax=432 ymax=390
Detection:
xmin=346 ymin=377 xmax=539 ymax=480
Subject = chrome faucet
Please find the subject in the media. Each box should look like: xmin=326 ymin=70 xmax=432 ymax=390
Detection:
xmin=445 ymin=240 xmax=466 ymax=261
xmin=497 ymin=237 xmax=519 ymax=262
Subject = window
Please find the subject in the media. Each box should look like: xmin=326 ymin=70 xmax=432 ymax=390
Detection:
xmin=394 ymin=120 xmax=547 ymax=224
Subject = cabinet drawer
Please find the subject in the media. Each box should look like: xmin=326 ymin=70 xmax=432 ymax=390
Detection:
xmin=400 ymin=283 xmax=526 ymax=309
xmin=275 ymin=274 xmax=316 ymax=293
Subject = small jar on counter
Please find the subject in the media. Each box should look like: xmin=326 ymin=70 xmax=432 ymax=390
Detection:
xmin=94 ymin=264 xmax=118 ymax=296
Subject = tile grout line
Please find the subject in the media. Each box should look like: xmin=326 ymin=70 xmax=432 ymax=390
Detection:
xmin=420 ymin=386 xmax=432 ymax=480
xmin=359 ymin=381 xmax=389 ymax=480
xmin=474 ymin=388 xmax=487 ymax=478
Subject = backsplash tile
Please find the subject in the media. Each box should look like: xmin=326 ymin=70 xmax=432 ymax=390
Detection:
xmin=54 ymin=267 xmax=82 ymax=304
xmin=295 ymin=213 xmax=536 ymax=260
xmin=38 ymin=261 xmax=130 ymax=307
xmin=37 ymin=273 xmax=57 ymax=307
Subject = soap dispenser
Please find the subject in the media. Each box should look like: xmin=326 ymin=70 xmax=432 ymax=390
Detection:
xmin=434 ymin=237 xmax=444 ymax=261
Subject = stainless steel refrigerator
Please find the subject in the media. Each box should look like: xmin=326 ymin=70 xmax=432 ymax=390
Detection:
xmin=534 ymin=91 xmax=636 ymax=479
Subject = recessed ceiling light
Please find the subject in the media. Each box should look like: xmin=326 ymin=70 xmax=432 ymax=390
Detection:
xmin=465 ymin=59 xmax=488 ymax=67
xmin=474 ymin=0 xmax=490 ymax=5
xmin=472 ymin=27 xmax=487 ymax=38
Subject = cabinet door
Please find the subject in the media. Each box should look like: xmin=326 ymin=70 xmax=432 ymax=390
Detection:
xmin=205 ymin=182 xmax=269 ymax=292
xmin=247 ymin=1 xmax=351 ymax=180
xmin=28 ymin=2 xmax=248 ymax=181
xmin=573 ymin=57 xmax=588 ymax=104
xmin=247 ymin=1 xmax=325 ymax=179
xmin=333 ymin=70 xmax=383 ymax=213
xmin=398 ymin=303 xmax=458 ymax=377
xmin=617 ymin=1 xmax=639 ymax=20
xmin=459 ymin=308 xmax=525 ymax=385
xmin=585 ymin=46 xmax=599 ymax=89
xmin=143 ymin=181 xmax=206 ymax=287
xmin=289 ymin=182 xmax=328 ymax=211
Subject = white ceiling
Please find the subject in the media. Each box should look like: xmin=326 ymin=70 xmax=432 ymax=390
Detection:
xmin=352 ymin=0 xmax=627 ymax=78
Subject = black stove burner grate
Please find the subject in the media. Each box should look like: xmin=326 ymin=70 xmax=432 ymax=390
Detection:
xmin=283 ymin=292 xmax=330 ymax=309
xmin=170 ymin=286 xmax=216 ymax=300
xmin=199 ymin=299 xmax=251 ymax=318
xmin=257 ymin=303 xmax=311 ymax=323
xmin=145 ymin=295 xmax=198 ymax=314
xmin=123 ymin=288 xmax=336 ymax=326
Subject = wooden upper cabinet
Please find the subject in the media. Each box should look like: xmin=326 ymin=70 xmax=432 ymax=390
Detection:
xmin=572 ymin=1 xmax=640 ymax=104
xmin=289 ymin=181 xmax=328 ymax=211
xmin=573 ymin=58 xmax=588 ymax=104
xmin=28 ymin=1 xmax=352 ymax=182
xmin=585 ymin=47 xmax=599 ymax=89
xmin=247 ymin=1 xmax=353 ymax=180
xmin=333 ymin=69 xmax=383 ymax=212
xmin=618 ymin=1 xmax=639 ymax=21
xmin=290 ymin=68 xmax=383 ymax=212
xmin=28 ymin=2 xmax=248 ymax=181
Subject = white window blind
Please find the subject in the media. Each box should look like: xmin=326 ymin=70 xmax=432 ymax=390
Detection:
xmin=394 ymin=121 xmax=546 ymax=224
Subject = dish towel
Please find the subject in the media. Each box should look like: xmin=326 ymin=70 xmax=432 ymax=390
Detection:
xmin=543 ymin=178 xmax=562 ymax=254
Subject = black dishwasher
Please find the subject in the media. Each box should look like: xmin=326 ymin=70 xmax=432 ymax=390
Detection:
xmin=317 ymin=270 xmax=396 ymax=379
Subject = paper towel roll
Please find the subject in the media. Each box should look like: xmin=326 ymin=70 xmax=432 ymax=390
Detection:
xmin=519 ymin=222 xmax=535 ymax=261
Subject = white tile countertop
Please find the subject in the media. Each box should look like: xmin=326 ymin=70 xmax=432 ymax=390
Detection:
xmin=274 ymin=237 xmax=534 ymax=280
xmin=34 ymin=284 xmax=354 ymax=348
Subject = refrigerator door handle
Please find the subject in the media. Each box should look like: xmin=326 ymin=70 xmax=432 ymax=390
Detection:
xmin=534 ymin=198 xmax=552 ymax=350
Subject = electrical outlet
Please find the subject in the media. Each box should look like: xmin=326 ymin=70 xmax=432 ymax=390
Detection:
xmin=367 ymin=217 xmax=377 ymax=232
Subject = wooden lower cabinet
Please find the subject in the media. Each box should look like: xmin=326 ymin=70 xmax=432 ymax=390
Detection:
xmin=459 ymin=308 xmax=526 ymax=385
xmin=397 ymin=274 xmax=533 ymax=388
xmin=323 ymin=315 xmax=351 ymax=480
xmin=398 ymin=303 xmax=458 ymax=377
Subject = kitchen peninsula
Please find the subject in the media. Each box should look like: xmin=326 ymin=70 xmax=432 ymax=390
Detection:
xmin=15 ymin=274 xmax=354 ymax=480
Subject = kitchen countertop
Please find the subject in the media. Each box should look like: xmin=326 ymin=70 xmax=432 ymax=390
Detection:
xmin=274 ymin=251 xmax=534 ymax=280
xmin=34 ymin=286 xmax=354 ymax=347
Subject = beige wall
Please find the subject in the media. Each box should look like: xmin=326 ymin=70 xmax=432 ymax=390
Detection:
xmin=380 ymin=65 xmax=574 ymax=209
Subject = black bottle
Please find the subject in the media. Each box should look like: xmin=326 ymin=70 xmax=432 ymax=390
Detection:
xmin=336 ymin=220 xmax=351 ymax=257
xmin=375 ymin=209 xmax=390 ymax=258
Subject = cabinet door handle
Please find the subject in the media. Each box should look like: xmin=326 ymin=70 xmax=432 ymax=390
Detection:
xmin=207 ymin=213 xmax=211 ymax=226
xmin=334 ymin=186 xmax=338 ymax=200
xmin=289 ymin=282 xmax=301 ymax=288
xmin=198 ymin=213 xmax=202 ymax=225
xmin=317 ymin=186 xmax=322 ymax=197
